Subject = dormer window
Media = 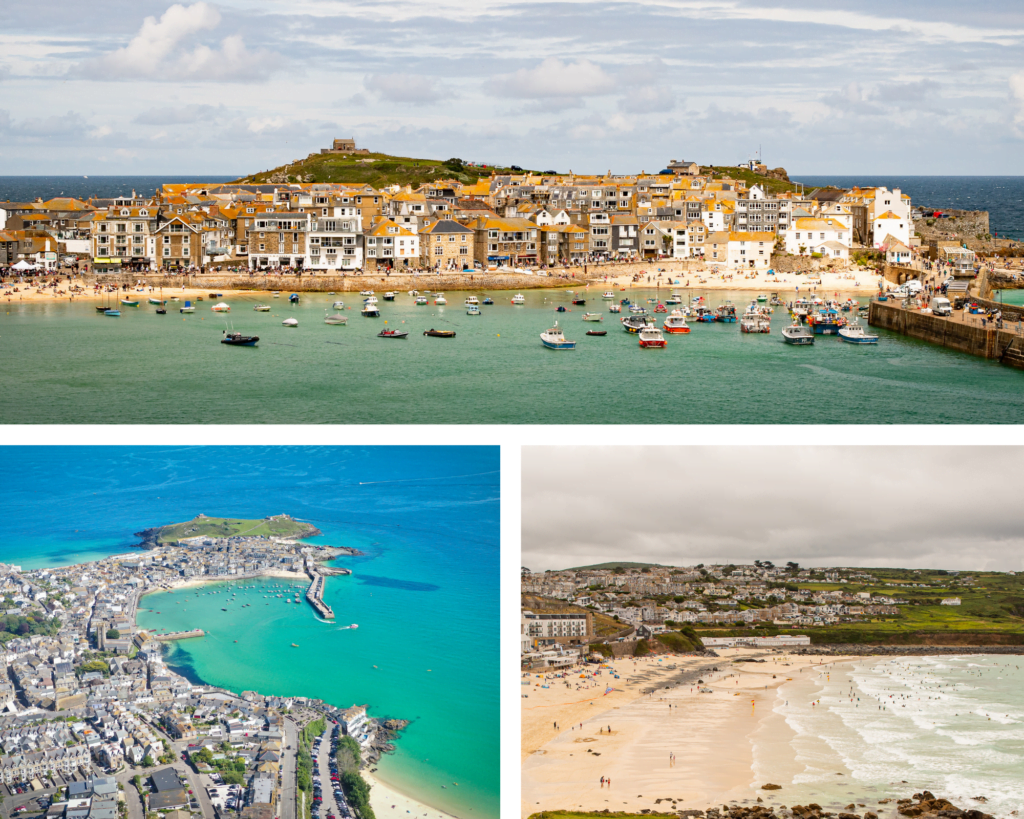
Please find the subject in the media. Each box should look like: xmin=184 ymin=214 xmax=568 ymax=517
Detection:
xmin=140 ymin=209 xmax=149 ymax=217
xmin=120 ymin=209 xmax=129 ymax=217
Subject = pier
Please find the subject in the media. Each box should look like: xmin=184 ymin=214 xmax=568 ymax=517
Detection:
xmin=869 ymin=296 xmax=1024 ymax=370
xmin=153 ymin=629 xmax=206 ymax=641
xmin=304 ymin=565 xmax=335 ymax=620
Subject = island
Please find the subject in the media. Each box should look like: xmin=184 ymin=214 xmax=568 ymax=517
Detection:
xmin=0 ymin=514 xmax=398 ymax=819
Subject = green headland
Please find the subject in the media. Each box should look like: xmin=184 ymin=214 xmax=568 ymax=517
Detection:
xmin=135 ymin=513 xmax=320 ymax=546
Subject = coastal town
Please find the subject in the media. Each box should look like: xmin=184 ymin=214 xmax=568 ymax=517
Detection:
xmin=0 ymin=142 xmax=987 ymax=278
xmin=0 ymin=518 xmax=396 ymax=819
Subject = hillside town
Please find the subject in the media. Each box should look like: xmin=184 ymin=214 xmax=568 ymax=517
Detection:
xmin=518 ymin=562 xmax=974 ymax=664
xmin=0 ymin=536 xmax=387 ymax=819
xmin=0 ymin=144 xmax=970 ymax=277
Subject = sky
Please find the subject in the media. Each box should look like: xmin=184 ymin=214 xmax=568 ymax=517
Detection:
xmin=2 ymin=1 xmax=1024 ymax=176
xmin=522 ymin=446 xmax=1024 ymax=573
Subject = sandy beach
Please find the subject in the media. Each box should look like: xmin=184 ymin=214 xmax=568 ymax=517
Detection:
xmin=365 ymin=770 xmax=461 ymax=819
xmin=521 ymin=649 xmax=853 ymax=818
xmin=592 ymin=266 xmax=883 ymax=295
xmin=0 ymin=277 xmax=275 ymax=304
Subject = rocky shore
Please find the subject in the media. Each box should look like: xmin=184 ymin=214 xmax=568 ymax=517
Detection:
xmin=366 ymin=718 xmax=410 ymax=765
xmin=563 ymin=791 xmax=998 ymax=819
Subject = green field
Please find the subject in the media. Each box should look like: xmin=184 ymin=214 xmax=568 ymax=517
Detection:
xmin=157 ymin=515 xmax=314 ymax=543
xmin=239 ymin=152 xmax=549 ymax=188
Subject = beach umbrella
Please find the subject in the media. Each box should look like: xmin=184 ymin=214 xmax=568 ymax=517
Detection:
xmin=12 ymin=260 xmax=36 ymax=271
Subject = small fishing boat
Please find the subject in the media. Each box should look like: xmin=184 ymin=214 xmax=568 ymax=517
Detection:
xmin=254 ymin=304 xmax=271 ymax=312
xmin=423 ymin=328 xmax=456 ymax=338
xmin=221 ymin=331 xmax=259 ymax=346
xmin=770 ymin=292 xmax=784 ymax=306
xmin=209 ymin=292 xmax=222 ymax=298
xmin=415 ymin=296 xmax=428 ymax=305
xmin=482 ymin=297 xmax=494 ymax=305
xmin=838 ymin=323 xmax=879 ymax=344
xmin=465 ymin=296 xmax=479 ymax=306
xmin=272 ymin=291 xmax=281 ymax=298
xmin=621 ymin=314 xmax=653 ymax=334
xmin=104 ymin=308 xmax=120 ymax=317
xmin=512 ymin=293 xmax=526 ymax=305
xmin=807 ymin=308 xmax=846 ymax=335
xmin=571 ymin=297 xmax=586 ymax=305
xmin=695 ymin=306 xmax=716 ymax=323
xmin=602 ymin=291 xmax=614 ymax=299
xmin=289 ymin=293 xmax=299 ymax=303
xmin=148 ymin=297 xmax=163 ymax=305
xmin=663 ymin=310 xmax=690 ymax=334
xmin=467 ymin=305 xmax=481 ymax=315
xmin=629 ymin=303 xmax=646 ymax=314
xmin=120 ymin=298 xmax=139 ymax=307
xmin=324 ymin=311 xmax=348 ymax=325
xmin=211 ymin=302 xmax=231 ymax=312
xmin=292 ymin=643 xmax=299 ymax=647
xmin=540 ymin=321 xmax=576 ymax=350
xmin=332 ymin=300 xmax=345 ymax=309
xmin=582 ymin=312 xmax=603 ymax=322
xmin=665 ymin=293 xmax=682 ymax=305
xmin=757 ymin=293 xmax=768 ymax=303
xmin=638 ymin=326 xmax=667 ymax=348
xmin=282 ymin=317 xmax=299 ymax=327
xmin=608 ymin=304 xmax=621 ymax=313
xmin=740 ymin=315 xmax=771 ymax=334
xmin=378 ymin=328 xmax=409 ymax=338
xmin=434 ymin=293 xmax=447 ymax=305
xmin=715 ymin=303 xmax=737 ymax=322
xmin=362 ymin=303 xmax=380 ymax=317
xmin=409 ymin=289 xmax=419 ymax=296
xmin=653 ymin=303 xmax=667 ymax=313
xmin=782 ymin=323 xmax=814 ymax=345
xmin=586 ymin=329 xmax=607 ymax=336
xmin=360 ymin=290 xmax=374 ymax=296
xmin=556 ymin=305 xmax=566 ymax=312
xmin=383 ymin=292 xmax=396 ymax=301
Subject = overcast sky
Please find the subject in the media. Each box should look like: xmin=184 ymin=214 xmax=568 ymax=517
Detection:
xmin=522 ymin=447 xmax=1023 ymax=573
xmin=3 ymin=1 xmax=1024 ymax=175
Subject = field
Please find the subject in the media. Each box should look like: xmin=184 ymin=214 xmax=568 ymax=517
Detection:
xmin=238 ymin=152 xmax=547 ymax=188
xmin=156 ymin=515 xmax=314 ymax=543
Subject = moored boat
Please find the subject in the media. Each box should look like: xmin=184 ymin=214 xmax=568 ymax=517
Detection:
xmin=695 ymin=306 xmax=716 ymax=322
xmin=807 ymin=308 xmax=846 ymax=335
xmin=782 ymin=323 xmax=814 ymax=345
xmin=120 ymin=298 xmax=139 ymax=307
xmin=740 ymin=315 xmax=771 ymax=333
xmin=362 ymin=302 xmax=380 ymax=317
xmin=434 ymin=293 xmax=447 ymax=305
xmin=424 ymin=328 xmax=456 ymax=338
xmin=482 ymin=297 xmax=494 ymax=305
xmin=540 ymin=321 xmax=576 ymax=350
xmin=464 ymin=296 xmax=479 ymax=306
xmin=512 ymin=293 xmax=526 ymax=304
xmin=289 ymin=293 xmax=299 ymax=303
xmin=254 ymin=304 xmax=271 ymax=312
xmin=838 ymin=323 xmax=879 ymax=344
xmin=602 ymin=291 xmax=614 ymax=299
xmin=621 ymin=314 xmax=653 ymax=334
xmin=571 ymin=297 xmax=586 ymax=305
xmin=148 ymin=297 xmax=164 ymax=305
xmin=332 ymin=300 xmax=345 ymax=309
xmin=221 ymin=330 xmax=259 ymax=346
xmin=378 ymin=328 xmax=409 ymax=338
xmin=211 ymin=302 xmax=231 ymax=312
xmin=715 ymin=302 xmax=737 ymax=322
xmin=653 ymin=303 xmax=667 ymax=313
xmin=467 ymin=305 xmax=481 ymax=315
xmin=586 ymin=329 xmax=607 ymax=336
xmin=757 ymin=293 xmax=768 ymax=303
xmin=383 ymin=292 xmax=396 ymax=300
xmin=179 ymin=300 xmax=195 ymax=313
xmin=324 ymin=311 xmax=348 ymax=325
xmin=638 ymin=326 xmax=667 ymax=348
xmin=663 ymin=310 xmax=690 ymax=334
xmin=282 ymin=317 xmax=299 ymax=327
xmin=582 ymin=312 xmax=603 ymax=322
xmin=415 ymin=296 xmax=428 ymax=305
xmin=608 ymin=303 xmax=622 ymax=313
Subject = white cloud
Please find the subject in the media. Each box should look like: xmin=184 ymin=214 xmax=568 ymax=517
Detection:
xmin=364 ymin=73 xmax=446 ymax=104
xmin=82 ymin=3 xmax=276 ymax=82
xmin=115 ymin=148 xmax=138 ymax=160
xmin=487 ymin=58 xmax=614 ymax=99
xmin=618 ymin=85 xmax=676 ymax=114
xmin=90 ymin=125 xmax=113 ymax=139
xmin=247 ymin=116 xmax=285 ymax=133
xmin=1011 ymin=71 xmax=1024 ymax=134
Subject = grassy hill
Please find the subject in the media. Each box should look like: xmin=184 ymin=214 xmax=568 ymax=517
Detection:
xmin=706 ymin=165 xmax=807 ymax=196
xmin=565 ymin=562 xmax=667 ymax=571
xmin=154 ymin=515 xmax=315 ymax=543
xmin=237 ymin=152 xmax=548 ymax=188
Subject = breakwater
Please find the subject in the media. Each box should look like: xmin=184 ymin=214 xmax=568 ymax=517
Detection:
xmin=305 ymin=567 xmax=335 ymax=620
xmin=868 ymin=299 xmax=1024 ymax=370
xmin=153 ymin=629 xmax=205 ymax=641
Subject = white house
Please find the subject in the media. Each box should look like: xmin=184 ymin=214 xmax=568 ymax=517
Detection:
xmin=881 ymin=235 xmax=912 ymax=265
xmin=784 ymin=218 xmax=850 ymax=260
xmin=707 ymin=231 xmax=773 ymax=269
xmin=309 ymin=204 xmax=363 ymax=271
xmin=870 ymin=187 xmax=912 ymax=246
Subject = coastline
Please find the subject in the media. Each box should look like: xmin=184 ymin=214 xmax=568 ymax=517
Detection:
xmin=365 ymin=769 xmax=461 ymax=819
xmin=521 ymin=650 xmax=853 ymax=817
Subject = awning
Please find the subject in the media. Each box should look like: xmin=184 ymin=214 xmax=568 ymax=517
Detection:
xmin=93 ymin=257 xmax=122 ymax=264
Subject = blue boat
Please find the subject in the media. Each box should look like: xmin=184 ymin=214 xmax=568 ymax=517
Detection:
xmin=540 ymin=322 xmax=576 ymax=350
xmin=104 ymin=309 xmax=120 ymax=317
xmin=289 ymin=293 xmax=300 ymax=303
xmin=838 ymin=324 xmax=878 ymax=344
xmin=807 ymin=308 xmax=845 ymax=335
xmin=556 ymin=305 xmax=566 ymax=312
xmin=715 ymin=303 xmax=737 ymax=322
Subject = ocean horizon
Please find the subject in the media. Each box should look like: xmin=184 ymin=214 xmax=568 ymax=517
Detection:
xmin=0 ymin=446 xmax=500 ymax=819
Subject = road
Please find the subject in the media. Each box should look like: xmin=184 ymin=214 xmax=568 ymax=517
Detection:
xmin=280 ymin=718 xmax=298 ymax=819
xmin=313 ymin=724 xmax=349 ymax=819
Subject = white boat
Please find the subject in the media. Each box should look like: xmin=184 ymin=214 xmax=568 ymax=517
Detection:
xmin=838 ymin=323 xmax=879 ymax=344
xmin=663 ymin=310 xmax=690 ymax=334
xmin=332 ymin=300 xmax=345 ymax=309
xmin=282 ymin=318 xmax=299 ymax=327
xmin=272 ymin=291 xmax=281 ymax=298
xmin=608 ymin=304 xmax=621 ymax=313
xmin=434 ymin=293 xmax=447 ymax=305
xmin=467 ymin=305 xmax=481 ymax=315
xmin=364 ymin=295 xmax=378 ymax=305
xmin=254 ymin=304 xmax=271 ymax=312
xmin=512 ymin=293 xmax=526 ymax=305
xmin=740 ymin=315 xmax=771 ymax=334
xmin=361 ymin=303 xmax=380 ymax=317
xmin=211 ymin=302 xmax=231 ymax=312
xmin=383 ymin=292 xmax=396 ymax=300
xmin=581 ymin=312 xmax=603 ymax=322
xmin=602 ymin=291 xmax=614 ymax=299
xmin=782 ymin=323 xmax=813 ymax=345
xmin=324 ymin=311 xmax=348 ymax=325
xmin=638 ymin=326 xmax=667 ymax=348
xmin=360 ymin=290 xmax=374 ymax=296
xmin=540 ymin=321 xmax=576 ymax=350
xmin=409 ymin=289 xmax=419 ymax=296
xmin=415 ymin=296 xmax=428 ymax=305
xmin=179 ymin=301 xmax=195 ymax=314
xmin=465 ymin=296 xmax=479 ymax=306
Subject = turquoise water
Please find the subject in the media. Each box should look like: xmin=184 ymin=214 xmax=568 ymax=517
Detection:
xmin=994 ymin=289 xmax=1024 ymax=307
xmin=0 ymin=447 xmax=499 ymax=819
xmin=756 ymin=656 xmax=1024 ymax=813
xmin=1 ymin=288 xmax=1022 ymax=423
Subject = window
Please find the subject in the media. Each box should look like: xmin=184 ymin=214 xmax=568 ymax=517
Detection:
xmin=163 ymin=248 xmax=170 ymax=257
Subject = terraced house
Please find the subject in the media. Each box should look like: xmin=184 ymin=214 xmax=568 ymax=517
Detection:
xmin=419 ymin=219 xmax=473 ymax=271
xmin=468 ymin=216 xmax=539 ymax=266
xmin=246 ymin=211 xmax=313 ymax=269
xmin=363 ymin=218 xmax=418 ymax=269
xmin=0 ymin=745 xmax=91 ymax=785
xmin=309 ymin=202 xmax=363 ymax=271
xmin=89 ymin=206 xmax=158 ymax=271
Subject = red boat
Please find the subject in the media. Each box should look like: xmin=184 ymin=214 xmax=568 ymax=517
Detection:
xmin=663 ymin=311 xmax=690 ymax=334
xmin=653 ymin=303 xmax=667 ymax=313
xmin=638 ymin=326 xmax=667 ymax=348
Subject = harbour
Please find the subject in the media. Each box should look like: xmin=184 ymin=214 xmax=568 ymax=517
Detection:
xmin=2 ymin=286 xmax=1022 ymax=424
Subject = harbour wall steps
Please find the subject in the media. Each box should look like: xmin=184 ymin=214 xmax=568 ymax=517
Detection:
xmin=154 ymin=629 xmax=205 ymax=641
xmin=868 ymin=300 xmax=1024 ymax=370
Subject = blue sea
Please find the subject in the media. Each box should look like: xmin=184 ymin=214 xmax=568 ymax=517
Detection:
xmin=793 ymin=176 xmax=1024 ymax=240
xmin=0 ymin=446 xmax=500 ymax=819
xmin=0 ymin=176 xmax=237 ymax=202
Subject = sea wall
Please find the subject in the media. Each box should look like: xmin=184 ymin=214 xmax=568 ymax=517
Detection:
xmin=868 ymin=300 xmax=1024 ymax=369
